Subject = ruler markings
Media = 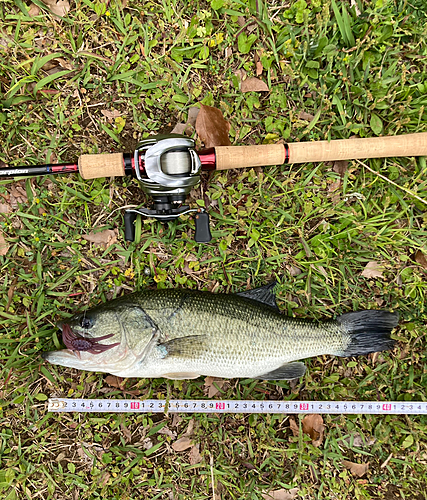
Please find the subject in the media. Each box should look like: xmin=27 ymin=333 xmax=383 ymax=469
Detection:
xmin=48 ymin=399 xmax=427 ymax=415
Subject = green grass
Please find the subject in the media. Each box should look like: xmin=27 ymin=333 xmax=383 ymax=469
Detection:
xmin=1 ymin=0 xmax=427 ymax=498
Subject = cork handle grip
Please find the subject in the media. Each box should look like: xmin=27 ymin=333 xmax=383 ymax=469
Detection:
xmin=214 ymin=145 xmax=285 ymax=170
xmin=78 ymin=153 xmax=125 ymax=179
xmin=288 ymin=133 xmax=427 ymax=164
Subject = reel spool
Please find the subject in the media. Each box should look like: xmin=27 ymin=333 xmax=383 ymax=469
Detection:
xmin=125 ymin=135 xmax=211 ymax=243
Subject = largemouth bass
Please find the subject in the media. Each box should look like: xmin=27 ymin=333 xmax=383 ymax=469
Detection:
xmin=42 ymin=283 xmax=398 ymax=380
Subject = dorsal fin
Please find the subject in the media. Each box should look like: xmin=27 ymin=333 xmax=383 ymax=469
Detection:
xmin=236 ymin=281 xmax=279 ymax=310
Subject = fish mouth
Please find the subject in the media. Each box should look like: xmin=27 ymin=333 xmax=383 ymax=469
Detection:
xmin=56 ymin=323 xmax=121 ymax=354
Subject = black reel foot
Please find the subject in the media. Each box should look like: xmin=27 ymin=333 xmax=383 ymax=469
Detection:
xmin=124 ymin=208 xmax=212 ymax=243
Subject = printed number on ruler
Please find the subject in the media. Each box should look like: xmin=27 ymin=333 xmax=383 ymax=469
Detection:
xmin=47 ymin=399 xmax=427 ymax=415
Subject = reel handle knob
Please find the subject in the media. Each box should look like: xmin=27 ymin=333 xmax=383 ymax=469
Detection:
xmin=194 ymin=212 xmax=212 ymax=243
xmin=124 ymin=211 xmax=137 ymax=242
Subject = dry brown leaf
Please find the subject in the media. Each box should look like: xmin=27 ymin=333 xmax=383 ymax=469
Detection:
xmin=288 ymin=417 xmax=299 ymax=437
xmin=82 ymin=228 xmax=117 ymax=248
xmin=237 ymin=16 xmax=246 ymax=27
xmin=261 ymin=488 xmax=299 ymax=500
xmin=0 ymin=231 xmax=9 ymax=256
xmin=9 ymin=183 xmax=28 ymax=207
xmin=361 ymin=261 xmax=384 ymax=279
xmin=286 ymin=265 xmax=302 ymax=277
xmin=344 ymin=433 xmax=376 ymax=448
xmin=97 ymin=472 xmax=111 ymax=487
xmin=184 ymin=419 xmax=195 ymax=437
xmin=172 ymin=436 xmax=193 ymax=452
xmin=415 ymin=250 xmax=427 ymax=270
xmin=0 ymin=203 xmax=10 ymax=214
xmin=328 ymin=180 xmax=341 ymax=193
xmin=333 ymin=160 xmax=348 ymax=177
xmin=241 ymin=77 xmax=269 ymax=93
xmin=171 ymin=413 xmax=182 ymax=427
xmin=120 ymin=422 xmax=132 ymax=444
xmin=101 ymin=109 xmax=123 ymax=120
xmin=28 ymin=3 xmax=41 ymax=16
xmin=189 ymin=444 xmax=203 ymax=465
xmin=142 ymin=437 xmax=153 ymax=450
xmin=187 ymin=107 xmax=200 ymax=127
xmin=171 ymin=123 xmax=187 ymax=135
xmin=195 ymin=104 xmax=231 ymax=149
xmin=342 ymin=459 xmax=369 ymax=477
xmin=225 ymin=47 xmax=233 ymax=58
xmin=42 ymin=0 xmax=70 ymax=17
xmin=104 ymin=375 xmax=124 ymax=388
xmin=301 ymin=414 xmax=325 ymax=447
xmin=234 ymin=68 xmax=247 ymax=82
xmin=204 ymin=376 xmax=226 ymax=398
xmin=158 ymin=426 xmax=177 ymax=439
xmin=298 ymin=111 xmax=315 ymax=121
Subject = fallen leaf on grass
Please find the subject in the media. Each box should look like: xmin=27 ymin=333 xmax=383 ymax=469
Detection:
xmin=28 ymin=3 xmax=41 ymax=15
xmin=301 ymin=414 xmax=325 ymax=447
xmin=171 ymin=414 xmax=182 ymax=427
xmin=158 ymin=426 xmax=177 ymax=439
xmin=189 ymin=444 xmax=203 ymax=464
xmin=0 ymin=231 xmax=9 ymax=256
xmin=333 ymin=160 xmax=348 ymax=177
xmin=187 ymin=107 xmax=200 ymax=127
xmin=261 ymin=487 xmax=299 ymax=500
xmin=121 ymin=422 xmax=132 ymax=444
xmin=82 ymin=228 xmax=117 ymax=248
xmin=255 ymin=53 xmax=263 ymax=76
xmin=97 ymin=472 xmax=111 ymax=487
xmin=344 ymin=433 xmax=376 ymax=448
xmin=288 ymin=417 xmax=299 ymax=437
xmin=142 ymin=437 xmax=153 ymax=450
xmin=9 ymin=183 xmax=28 ymax=207
xmin=0 ymin=203 xmax=10 ymax=214
xmin=104 ymin=375 xmax=124 ymax=388
xmin=342 ymin=459 xmax=369 ymax=477
xmin=204 ymin=376 xmax=226 ymax=398
xmin=195 ymin=104 xmax=231 ymax=148
xmin=101 ymin=109 xmax=123 ymax=120
xmin=361 ymin=261 xmax=384 ymax=279
xmin=241 ymin=77 xmax=269 ymax=93
xmin=415 ymin=250 xmax=427 ymax=269
xmin=172 ymin=436 xmax=193 ymax=452
xmin=41 ymin=0 xmax=70 ymax=17
xmin=298 ymin=111 xmax=315 ymax=121
xmin=171 ymin=123 xmax=187 ymax=135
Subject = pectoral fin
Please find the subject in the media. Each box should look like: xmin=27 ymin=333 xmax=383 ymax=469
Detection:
xmin=157 ymin=335 xmax=209 ymax=359
xmin=253 ymin=362 xmax=306 ymax=380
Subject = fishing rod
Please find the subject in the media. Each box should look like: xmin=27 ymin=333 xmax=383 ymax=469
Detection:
xmin=1 ymin=132 xmax=427 ymax=242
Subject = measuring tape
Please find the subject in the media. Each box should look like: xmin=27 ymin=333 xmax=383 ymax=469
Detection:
xmin=48 ymin=398 xmax=427 ymax=415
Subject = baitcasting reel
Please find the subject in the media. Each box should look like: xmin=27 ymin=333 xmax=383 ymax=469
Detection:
xmin=124 ymin=135 xmax=212 ymax=243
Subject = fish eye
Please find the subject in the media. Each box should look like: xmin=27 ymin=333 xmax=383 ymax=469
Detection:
xmin=80 ymin=316 xmax=93 ymax=329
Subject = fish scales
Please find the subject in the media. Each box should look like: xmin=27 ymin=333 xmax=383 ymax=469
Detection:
xmin=42 ymin=286 xmax=399 ymax=380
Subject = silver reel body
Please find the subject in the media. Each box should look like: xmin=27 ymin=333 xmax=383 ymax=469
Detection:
xmin=135 ymin=135 xmax=201 ymax=197
xmin=125 ymin=134 xmax=211 ymax=243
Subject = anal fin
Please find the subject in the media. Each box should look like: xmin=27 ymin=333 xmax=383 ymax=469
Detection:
xmin=253 ymin=362 xmax=306 ymax=380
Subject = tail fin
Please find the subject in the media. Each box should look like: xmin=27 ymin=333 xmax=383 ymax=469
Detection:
xmin=337 ymin=310 xmax=399 ymax=357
